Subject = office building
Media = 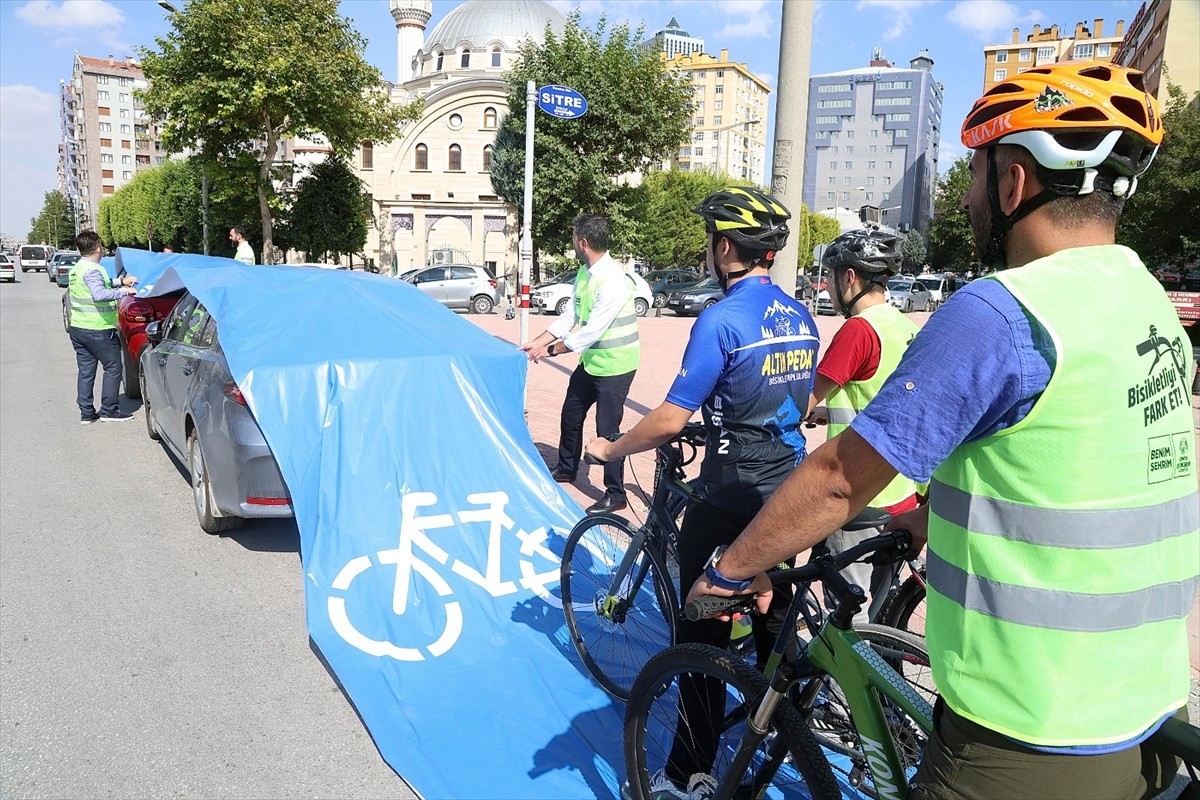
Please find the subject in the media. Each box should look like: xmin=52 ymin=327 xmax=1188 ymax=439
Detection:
xmin=661 ymin=49 xmax=771 ymax=185
xmin=59 ymin=54 xmax=167 ymax=232
xmin=982 ymin=20 xmax=1126 ymax=93
xmin=802 ymin=49 xmax=942 ymax=236
xmin=641 ymin=16 xmax=704 ymax=60
xmin=1113 ymin=0 xmax=1200 ymax=101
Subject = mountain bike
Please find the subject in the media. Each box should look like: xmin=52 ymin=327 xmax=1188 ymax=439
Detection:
xmin=559 ymin=422 xmax=705 ymax=700
xmin=625 ymin=529 xmax=936 ymax=800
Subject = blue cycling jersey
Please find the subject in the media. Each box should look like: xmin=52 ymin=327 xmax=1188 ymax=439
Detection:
xmin=667 ymin=275 xmax=820 ymax=514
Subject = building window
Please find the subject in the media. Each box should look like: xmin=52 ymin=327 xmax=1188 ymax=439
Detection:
xmin=415 ymin=143 xmax=428 ymax=170
xmin=448 ymin=143 xmax=462 ymax=171
xmin=97 ymin=75 xmax=109 ymax=85
xmin=1037 ymin=46 xmax=1055 ymax=61
xmin=844 ymin=161 xmax=853 ymax=169
xmin=885 ymin=113 xmax=911 ymax=122
xmin=448 ymin=113 xmax=463 ymax=129
xmin=97 ymin=90 xmax=109 ymax=99
xmin=121 ymin=140 xmax=131 ymax=148
xmin=866 ymin=192 xmax=874 ymax=201
xmin=843 ymin=177 xmax=852 ymax=185
xmin=827 ymin=192 xmax=836 ymax=201
xmin=814 ymin=115 xmax=837 ymax=124
xmin=119 ymin=93 xmax=129 ymax=102
xmin=818 ymin=83 xmax=851 ymax=93
xmin=120 ymin=124 xmax=130 ymax=133
xmin=866 ymin=176 xmax=875 ymax=186
xmin=119 ymin=108 xmax=129 ymax=118
xmin=845 ymin=130 xmax=854 ymax=139
xmin=435 ymin=50 xmax=444 ymax=71
xmin=101 ymin=153 xmax=113 ymax=163
xmin=491 ymin=48 xmax=501 ymax=68
xmin=713 ymin=116 xmax=722 ymax=125
xmin=361 ymin=141 xmax=373 ymax=169
xmin=1072 ymin=43 xmax=1094 ymax=60
xmin=712 ymin=131 xmax=720 ymax=141
xmin=716 ymin=70 xmax=724 ymax=78
xmin=894 ymin=129 xmax=909 ymax=138
xmin=119 ymin=77 xmax=130 ymax=87
xmin=98 ymin=106 xmax=110 ymax=116
xmin=460 ymin=50 xmax=470 ymax=69
xmin=845 ymin=146 xmax=854 ymax=154
xmin=869 ymin=145 xmax=877 ymax=154
xmin=715 ymin=85 xmax=723 ymax=94
xmin=100 ymin=137 xmax=112 ymax=147
xmin=884 ymin=176 xmax=892 ymax=185
xmin=829 ymin=160 xmax=837 ymax=170
xmin=483 ymin=107 xmax=497 ymax=128
xmin=99 ymin=122 xmax=112 ymax=132
xmin=840 ymin=192 xmax=850 ymax=201
xmin=828 ymin=177 xmax=837 ymax=185
xmin=875 ymin=96 xmax=912 ymax=106
xmin=694 ymin=147 xmax=703 ymax=156
xmin=816 ymin=99 xmax=853 ymax=109
xmin=868 ymin=160 xmax=876 ymax=169
xmin=482 ymin=145 xmax=492 ymax=172
xmin=1019 ymin=48 xmax=1032 ymax=61
xmin=122 ymin=171 xmax=132 ymax=180
xmin=714 ymin=100 xmax=722 ymax=110
xmin=695 ymin=116 xmax=704 ymax=126
xmin=828 ymin=146 xmax=838 ymax=154
xmin=1097 ymin=43 xmax=1111 ymax=58
xmin=995 ymin=52 xmax=1009 ymax=63
xmin=122 ymin=155 xmax=131 ymax=164
xmin=102 ymin=169 xmax=114 ymax=178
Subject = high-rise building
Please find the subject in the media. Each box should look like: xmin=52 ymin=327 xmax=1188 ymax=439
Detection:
xmin=641 ymin=16 xmax=704 ymax=60
xmin=661 ymin=49 xmax=771 ymax=185
xmin=59 ymin=54 xmax=167 ymax=232
xmin=802 ymin=49 xmax=942 ymax=236
xmin=1113 ymin=0 xmax=1199 ymax=101
xmin=981 ymin=20 xmax=1126 ymax=93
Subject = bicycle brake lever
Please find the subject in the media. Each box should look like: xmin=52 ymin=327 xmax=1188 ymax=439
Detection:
xmin=583 ymin=432 xmax=623 ymax=466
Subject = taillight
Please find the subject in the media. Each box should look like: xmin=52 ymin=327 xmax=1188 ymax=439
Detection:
xmin=488 ymin=279 xmax=497 ymax=289
xmin=224 ymin=381 xmax=247 ymax=405
xmin=246 ymin=496 xmax=290 ymax=506
xmin=127 ymin=299 xmax=156 ymax=323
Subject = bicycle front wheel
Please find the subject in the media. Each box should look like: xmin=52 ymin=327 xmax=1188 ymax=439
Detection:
xmin=561 ymin=513 xmax=678 ymax=700
xmin=626 ymin=643 xmax=840 ymax=800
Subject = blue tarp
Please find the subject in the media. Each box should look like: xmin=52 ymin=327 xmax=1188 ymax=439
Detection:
xmin=145 ymin=254 xmax=629 ymax=798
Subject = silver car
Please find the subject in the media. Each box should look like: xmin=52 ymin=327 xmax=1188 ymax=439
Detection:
xmin=405 ymin=263 xmax=498 ymax=314
xmin=140 ymin=292 xmax=291 ymax=533
xmin=886 ymin=277 xmax=933 ymax=313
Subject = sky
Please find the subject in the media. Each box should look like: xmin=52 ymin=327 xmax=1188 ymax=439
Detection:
xmin=0 ymin=0 xmax=1146 ymax=240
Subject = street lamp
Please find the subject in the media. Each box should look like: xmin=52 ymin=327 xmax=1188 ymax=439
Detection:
xmin=157 ymin=1 xmax=178 ymax=12
xmin=712 ymin=118 xmax=761 ymax=179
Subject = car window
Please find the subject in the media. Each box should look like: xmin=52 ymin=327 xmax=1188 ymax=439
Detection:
xmin=415 ymin=267 xmax=446 ymax=284
xmin=182 ymin=305 xmax=211 ymax=346
xmin=448 ymin=266 xmax=475 ymax=280
xmin=912 ymin=281 xmax=926 ymax=291
xmin=164 ymin=296 xmax=199 ymax=342
xmin=887 ymin=279 xmax=910 ymax=291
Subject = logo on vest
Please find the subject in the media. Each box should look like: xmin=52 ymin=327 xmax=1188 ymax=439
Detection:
xmin=1129 ymin=325 xmax=1188 ymax=427
xmin=1147 ymin=432 xmax=1193 ymax=484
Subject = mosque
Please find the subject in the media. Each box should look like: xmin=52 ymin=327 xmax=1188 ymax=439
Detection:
xmin=353 ymin=0 xmax=568 ymax=277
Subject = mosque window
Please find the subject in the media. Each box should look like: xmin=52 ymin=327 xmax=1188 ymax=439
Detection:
xmin=491 ymin=48 xmax=502 ymax=68
xmin=484 ymin=107 xmax=497 ymax=129
xmin=415 ymin=143 xmax=429 ymax=171
xmin=483 ymin=145 xmax=492 ymax=172
xmin=448 ymin=144 xmax=462 ymax=171
xmin=460 ymin=50 xmax=470 ymax=69
xmin=434 ymin=50 xmax=444 ymax=71
xmin=361 ymin=141 xmax=373 ymax=169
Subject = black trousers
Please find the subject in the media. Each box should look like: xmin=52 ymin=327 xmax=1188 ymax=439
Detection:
xmin=69 ymin=326 xmax=123 ymax=419
xmin=556 ymin=365 xmax=635 ymax=499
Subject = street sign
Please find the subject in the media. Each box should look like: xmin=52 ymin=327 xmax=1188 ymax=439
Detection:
xmin=813 ymin=243 xmax=828 ymax=264
xmin=536 ymin=85 xmax=588 ymax=119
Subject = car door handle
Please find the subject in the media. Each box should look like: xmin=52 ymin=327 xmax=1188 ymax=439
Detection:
xmin=182 ymin=363 xmax=194 ymax=376
xmin=158 ymin=355 xmax=168 ymax=367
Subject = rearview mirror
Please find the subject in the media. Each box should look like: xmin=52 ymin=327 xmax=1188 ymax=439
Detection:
xmin=145 ymin=320 xmax=162 ymax=344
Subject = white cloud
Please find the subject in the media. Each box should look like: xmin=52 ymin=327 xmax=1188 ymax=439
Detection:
xmin=855 ymin=0 xmax=939 ymax=41
xmin=945 ymin=0 xmax=1039 ymax=40
xmin=0 ymin=85 xmax=61 ymax=238
xmin=14 ymin=0 xmax=125 ymax=29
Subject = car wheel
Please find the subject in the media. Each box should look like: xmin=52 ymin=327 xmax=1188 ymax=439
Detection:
xmin=927 ymin=299 xmax=939 ymax=313
xmin=555 ymin=297 xmax=570 ymax=316
xmin=471 ymin=294 xmax=494 ymax=315
xmin=61 ymin=292 xmax=71 ymax=332
xmin=123 ymin=346 xmax=141 ymax=399
xmin=703 ymin=299 xmax=718 ymax=311
xmin=188 ymin=430 xmax=242 ymax=534
xmin=903 ymin=299 xmax=913 ymax=313
xmin=141 ymin=372 xmax=160 ymax=442
xmin=633 ymin=298 xmax=649 ymax=317
xmin=653 ymin=292 xmax=667 ymax=308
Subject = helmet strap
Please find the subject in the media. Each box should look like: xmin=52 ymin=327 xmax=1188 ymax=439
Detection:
xmin=982 ymin=147 xmax=1060 ymax=270
xmin=709 ymin=233 xmax=761 ymax=291
xmin=833 ymin=267 xmax=875 ymax=319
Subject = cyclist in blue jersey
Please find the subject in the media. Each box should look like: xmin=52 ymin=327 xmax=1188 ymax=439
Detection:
xmin=585 ymin=186 xmax=819 ymax=800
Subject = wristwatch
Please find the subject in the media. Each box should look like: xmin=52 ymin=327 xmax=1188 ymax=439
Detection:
xmin=704 ymin=546 xmax=753 ymax=592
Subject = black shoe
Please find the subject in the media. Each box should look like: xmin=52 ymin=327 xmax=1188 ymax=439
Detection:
xmin=586 ymin=495 xmax=628 ymax=515
xmin=550 ymin=468 xmax=576 ymax=483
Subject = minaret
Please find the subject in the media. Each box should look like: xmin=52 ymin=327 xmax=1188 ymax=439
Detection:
xmin=390 ymin=0 xmax=433 ymax=85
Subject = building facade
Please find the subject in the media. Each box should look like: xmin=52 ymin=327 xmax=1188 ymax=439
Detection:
xmin=641 ymin=16 xmax=704 ymax=60
xmin=801 ymin=50 xmax=942 ymax=236
xmin=1113 ymin=0 xmax=1200 ymax=102
xmin=660 ymin=50 xmax=771 ymax=185
xmin=981 ymin=19 xmax=1126 ymax=93
xmin=58 ymin=55 xmax=167 ymax=232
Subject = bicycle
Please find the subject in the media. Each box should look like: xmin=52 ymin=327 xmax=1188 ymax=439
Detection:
xmin=625 ymin=529 xmax=937 ymax=800
xmin=559 ymin=422 xmax=705 ymax=700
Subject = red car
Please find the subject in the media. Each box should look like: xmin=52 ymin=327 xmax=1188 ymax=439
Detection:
xmin=118 ymin=291 xmax=184 ymax=399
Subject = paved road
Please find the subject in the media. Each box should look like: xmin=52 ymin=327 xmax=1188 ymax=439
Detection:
xmin=0 ymin=276 xmax=413 ymax=798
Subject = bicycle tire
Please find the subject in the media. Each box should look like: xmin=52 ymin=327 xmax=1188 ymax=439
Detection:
xmin=561 ymin=513 xmax=678 ymax=700
xmin=875 ymin=571 xmax=926 ymax=635
xmin=803 ymin=624 xmax=936 ymax=799
xmin=625 ymin=642 xmax=841 ymax=800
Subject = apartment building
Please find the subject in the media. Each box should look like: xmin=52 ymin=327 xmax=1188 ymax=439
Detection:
xmin=58 ymin=54 xmax=167 ymax=231
xmin=641 ymin=16 xmax=704 ymax=60
xmin=982 ymin=19 xmax=1126 ymax=93
xmin=1113 ymin=0 xmax=1199 ymax=101
xmin=661 ymin=49 xmax=771 ymax=185
xmin=802 ymin=50 xmax=942 ymax=236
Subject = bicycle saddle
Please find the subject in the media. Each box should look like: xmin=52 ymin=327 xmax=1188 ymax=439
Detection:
xmin=842 ymin=506 xmax=891 ymax=532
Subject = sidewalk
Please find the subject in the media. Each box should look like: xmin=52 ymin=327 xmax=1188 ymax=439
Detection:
xmin=464 ymin=305 xmax=1200 ymax=681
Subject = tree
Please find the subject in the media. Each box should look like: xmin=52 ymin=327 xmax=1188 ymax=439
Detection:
xmin=138 ymin=0 xmax=421 ymax=264
xmin=795 ymin=208 xmax=842 ymax=271
xmin=628 ymin=168 xmax=728 ymax=269
xmin=285 ymin=155 xmax=369 ymax=263
xmin=491 ymin=12 xmax=692 ymax=265
xmin=1118 ymin=78 xmax=1200 ymax=269
xmin=927 ymin=154 xmax=975 ymax=273
xmin=28 ymin=191 xmax=77 ymax=249
xmin=901 ymin=229 xmax=927 ymax=272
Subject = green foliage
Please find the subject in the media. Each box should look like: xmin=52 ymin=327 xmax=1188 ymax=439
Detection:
xmin=138 ymin=0 xmax=421 ymax=262
xmin=795 ymin=208 xmax=841 ymax=270
xmin=1118 ymin=80 xmax=1200 ymax=268
xmin=492 ymin=11 xmax=692 ymax=258
xmin=901 ymin=229 xmax=927 ymax=271
xmin=927 ymin=154 xmax=975 ymax=273
xmin=285 ymin=155 xmax=369 ymax=262
xmin=27 ymin=191 xmax=77 ymax=249
xmin=628 ymin=169 xmax=728 ymax=268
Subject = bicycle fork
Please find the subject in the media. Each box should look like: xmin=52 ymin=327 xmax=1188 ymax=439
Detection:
xmin=713 ymin=662 xmax=801 ymax=799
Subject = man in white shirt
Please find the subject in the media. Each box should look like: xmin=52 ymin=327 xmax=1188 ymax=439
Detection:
xmin=229 ymin=226 xmax=254 ymax=265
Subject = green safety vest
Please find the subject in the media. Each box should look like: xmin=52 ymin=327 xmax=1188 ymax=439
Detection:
xmin=926 ymin=245 xmax=1200 ymax=747
xmin=825 ymin=302 xmax=919 ymax=508
xmin=68 ymin=259 xmax=118 ymax=330
xmin=573 ymin=266 xmax=640 ymax=377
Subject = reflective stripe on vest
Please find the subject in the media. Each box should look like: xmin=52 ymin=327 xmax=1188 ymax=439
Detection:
xmin=68 ymin=260 xmax=118 ymax=330
xmin=825 ymin=302 xmax=918 ymax=507
xmin=927 ymin=245 xmax=1200 ymax=747
xmin=575 ymin=267 xmax=640 ymax=376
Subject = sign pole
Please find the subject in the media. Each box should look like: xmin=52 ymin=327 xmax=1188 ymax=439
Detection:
xmin=519 ymin=80 xmax=536 ymax=345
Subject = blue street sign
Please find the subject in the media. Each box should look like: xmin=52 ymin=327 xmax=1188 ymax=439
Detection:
xmin=536 ymin=84 xmax=588 ymax=119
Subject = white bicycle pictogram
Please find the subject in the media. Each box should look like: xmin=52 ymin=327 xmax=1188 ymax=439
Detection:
xmin=327 ymin=490 xmax=564 ymax=661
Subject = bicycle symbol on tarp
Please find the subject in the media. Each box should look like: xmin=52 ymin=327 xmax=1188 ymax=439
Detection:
xmin=327 ymin=490 xmax=563 ymax=661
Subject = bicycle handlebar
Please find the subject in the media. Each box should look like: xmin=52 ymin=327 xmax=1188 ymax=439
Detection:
xmin=582 ymin=422 xmax=706 ymax=466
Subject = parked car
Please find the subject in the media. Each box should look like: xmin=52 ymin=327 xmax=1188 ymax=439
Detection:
xmin=886 ymin=277 xmax=933 ymax=312
xmin=50 ymin=252 xmax=81 ymax=285
xmin=531 ymin=271 xmax=652 ymax=317
xmin=140 ymin=293 xmax=291 ymax=533
xmin=815 ymin=290 xmax=836 ymax=316
xmin=794 ymin=274 xmax=815 ymax=302
xmin=644 ymin=269 xmax=703 ymax=308
xmin=667 ymin=277 xmax=725 ymax=316
xmin=404 ymin=264 xmax=498 ymax=314
xmin=118 ymin=290 xmax=185 ymax=399
xmin=0 ymin=253 xmax=15 ymax=283
xmin=915 ymin=273 xmax=961 ymax=311
xmin=19 ymin=244 xmax=53 ymax=273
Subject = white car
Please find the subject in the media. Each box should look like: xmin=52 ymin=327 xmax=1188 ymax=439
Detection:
xmin=0 ymin=253 xmax=15 ymax=283
xmin=915 ymin=273 xmax=962 ymax=311
xmin=531 ymin=271 xmax=652 ymax=317
xmin=886 ymin=277 xmax=933 ymax=313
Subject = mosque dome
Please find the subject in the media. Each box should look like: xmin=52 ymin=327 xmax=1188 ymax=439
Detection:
xmin=423 ymin=0 xmax=566 ymax=54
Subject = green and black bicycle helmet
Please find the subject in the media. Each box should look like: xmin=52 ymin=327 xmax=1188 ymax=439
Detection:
xmin=822 ymin=228 xmax=902 ymax=318
xmin=692 ymin=187 xmax=791 ymax=255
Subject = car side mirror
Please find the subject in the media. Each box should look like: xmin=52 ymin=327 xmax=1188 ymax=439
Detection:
xmin=145 ymin=320 xmax=162 ymax=344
